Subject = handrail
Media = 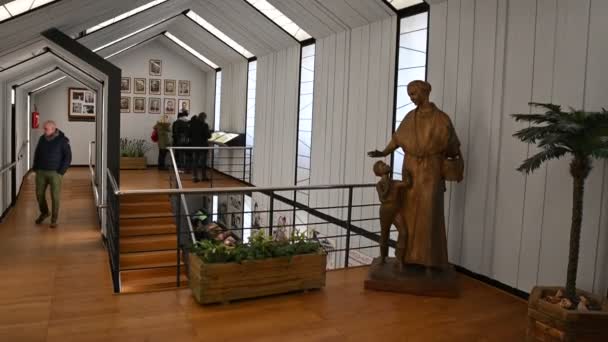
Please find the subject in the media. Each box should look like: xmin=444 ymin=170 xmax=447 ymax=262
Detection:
xmin=168 ymin=148 xmax=196 ymax=243
xmin=88 ymin=141 xmax=104 ymax=208
xmin=168 ymin=146 xmax=253 ymax=150
xmin=0 ymin=140 xmax=29 ymax=175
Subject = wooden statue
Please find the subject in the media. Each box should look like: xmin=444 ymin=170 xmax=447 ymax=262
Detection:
xmin=366 ymin=80 xmax=463 ymax=297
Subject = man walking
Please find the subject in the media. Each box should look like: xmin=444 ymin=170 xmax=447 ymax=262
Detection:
xmin=33 ymin=120 xmax=71 ymax=228
xmin=189 ymin=113 xmax=212 ymax=182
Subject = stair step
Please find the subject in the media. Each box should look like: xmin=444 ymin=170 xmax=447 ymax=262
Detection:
xmin=120 ymin=212 xmax=175 ymax=221
xmin=120 ymin=234 xmax=177 ymax=253
xmin=120 ymin=266 xmax=188 ymax=293
xmin=121 ymin=223 xmax=176 ymax=237
xmin=120 ymin=216 xmax=175 ymax=227
xmin=120 ymin=202 xmax=172 ymax=215
xmin=120 ymin=194 xmax=171 ymax=204
xmin=120 ymin=250 xmax=183 ymax=270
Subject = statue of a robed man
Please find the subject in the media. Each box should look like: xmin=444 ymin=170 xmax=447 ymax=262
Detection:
xmin=366 ymin=80 xmax=464 ymax=297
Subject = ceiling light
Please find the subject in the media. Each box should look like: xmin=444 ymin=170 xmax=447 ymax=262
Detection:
xmin=85 ymin=0 xmax=167 ymax=34
xmin=186 ymin=10 xmax=253 ymax=58
xmin=164 ymin=32 xmax=219 ymax=69
xmin=245 ymin=0 xmax=311 ymax=41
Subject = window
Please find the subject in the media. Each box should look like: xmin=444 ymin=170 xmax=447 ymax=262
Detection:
xmin=0 ymin=0 xmax=57 ymax=23
xmin=214 ymin=71 xmax=222 ymax=131
xmin=85 ymin=0 xmax=167 ymax=34
xmin=164 ymin=32 xmax=219 ymax=69
xmin=243 ymin=195 xmax=253 ymax=242
xmin=392 ymin=11 xmax=428 ymax=180
xmin=186 ymin=10 xmax=254 ymax=59
xmin=245 ymin=60 xmax=257 ymax=147
xmin=294 ymin=44 xmax=315 ymax=233
xmin=245 ymin=0 xmax=311 ymax=41
xmin=387 ymin=0 xmax=425 ymax=11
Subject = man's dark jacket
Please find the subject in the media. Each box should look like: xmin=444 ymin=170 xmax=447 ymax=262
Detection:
xmin=33 ymin=130 xmax=72 ymax=175
xmin=189 ymin=117 xmax=211 ymax=147
xmin=172 ymin=117 xmax=190 ymax=146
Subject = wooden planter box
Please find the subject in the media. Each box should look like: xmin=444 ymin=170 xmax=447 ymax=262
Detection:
xmin=189 ymin=251 xmax=326 ymax=304
xmin=120 ymin=157 xmax=147 ymax=170
xmin=527 ymin=286 xmax=608 ymax=341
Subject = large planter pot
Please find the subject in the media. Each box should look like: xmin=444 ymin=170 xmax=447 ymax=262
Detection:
xmin=189 ymin=251 xmax=326 ymax=304
xmin=527 ymin=286 xmax=608 ymax=341
xmin=120 ymin=157 xmax=147 ymax=170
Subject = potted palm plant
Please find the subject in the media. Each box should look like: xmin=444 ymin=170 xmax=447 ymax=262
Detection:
xmin=120 ymin=138 xmax=151 ymax=170
xmin=513 ymin=103 xmax=608 ymax=341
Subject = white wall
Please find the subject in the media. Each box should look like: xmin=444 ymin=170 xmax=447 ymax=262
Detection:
xmin=428 ymin=0 xmax=608 ymax=295
xmin=31 ymin=79 xmax=96 ymax=166
xmin=108 ymin=40 xmax=209 ymax=165
xmin=219 ymin=62 xmax=248 ymax=133
xmin=308 ymin=16 xmax=398 ymax=260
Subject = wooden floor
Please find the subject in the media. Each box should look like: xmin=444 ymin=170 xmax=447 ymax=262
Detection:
xmin=120 ymin=168 xmax=246 ymax=190
xmin=0 ymin=168 xmax=528 ymax=341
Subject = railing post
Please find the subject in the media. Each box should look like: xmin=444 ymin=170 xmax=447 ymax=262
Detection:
xmin=344 ymin=186 xmax=353 ymax=268
xmin=243 ymin=148 xmax=247 ymax=183
xmin=210 ymin=148 xmax=214 ymax=188
xmin=269 ymin=194 xmax=274 ymax=237
xmin=248 ymin=149 xmax=252 ymax=183
xmin=176 ymin=195 xmax=182 ymax=287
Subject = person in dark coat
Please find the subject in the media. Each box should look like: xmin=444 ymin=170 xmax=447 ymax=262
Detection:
xmin=172 ymin=112 xmax=190 ymax=172
xmin=189 ymin=112 xmax=212 ymax=182
xmin=33 ymin=120 xmax=72 ymax=228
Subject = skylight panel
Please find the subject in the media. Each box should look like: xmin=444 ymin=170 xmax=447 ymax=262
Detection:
xmin=164 ymin=32 xmax=219 ymax=69
xmin=0 ymin=0 xmax=57 ymax=23
xmin=186 ymin=10 xmax=254 ymax=59
xmin=85 ymin=0 xmax=167 ymax=34
xmin=31 ymin=76 xmax=66 ymax=93
xmin=245 ymin=0 xmax=311 ymax=41
xmin=387 ymin=0 xmax=425 ymax=10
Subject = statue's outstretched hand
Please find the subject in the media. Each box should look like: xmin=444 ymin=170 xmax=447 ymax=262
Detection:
xmin=368 ymin=150 xmax=384 ymax=158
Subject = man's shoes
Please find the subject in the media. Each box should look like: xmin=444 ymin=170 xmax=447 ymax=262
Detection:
xmin=35 ymin=213 xmax=49 ymax=224
xmin=50 ymin=222 xmax=58 ymax=229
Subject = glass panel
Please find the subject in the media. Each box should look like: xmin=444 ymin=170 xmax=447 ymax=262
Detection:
xmin=214 ymin=71 xmax=222 ymax=131
xmin=164 ymin=32 xmax=219 ymax=69
xmin=86 ymin=0 xmax=167 ymax=34
xmin=187 ymin=10 xmax=254 ymax=58
xmin=392 ymin=12 xmax=428 ymax=179
xmin=388 ymin=0 xmax=424 ymax=10
xmin=246 ymin=0 xmax=311 ymax=41
xmin=246 ymin=61 xmax=257 ymax=147
xmin=296 ymin=44 xmax=315 ymax=206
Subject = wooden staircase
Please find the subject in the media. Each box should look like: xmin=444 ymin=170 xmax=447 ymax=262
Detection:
xmin=118 ymin=194 xmax=187 ymax=293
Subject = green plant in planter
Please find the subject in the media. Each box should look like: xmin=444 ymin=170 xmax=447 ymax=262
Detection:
xmin=120 ymin=138 xmax=152 ymax=157
xmin=512 ymin=102 xmax=608 ymax=300
xmin=192 ymin=230 xmax=322 ymax=264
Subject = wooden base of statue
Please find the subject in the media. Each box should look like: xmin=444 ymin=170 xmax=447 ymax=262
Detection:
xmin=364 ymin=257 xmax=459 ymax=298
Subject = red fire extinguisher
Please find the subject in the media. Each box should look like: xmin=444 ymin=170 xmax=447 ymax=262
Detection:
xmin=32 ymin=105 xmax=39 ymax=129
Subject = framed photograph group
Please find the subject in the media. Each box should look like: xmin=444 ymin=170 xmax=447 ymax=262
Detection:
xmin=68 ymin=88 xmax=96 ymax=121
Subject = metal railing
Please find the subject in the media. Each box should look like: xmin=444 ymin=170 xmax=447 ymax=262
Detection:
xmin=168 ymin=146 xmax=253 ymax=185
xmin=88 ymin=141 xmax=104 ymax=209
xmin=0 ymin=140 xmax=28 ymax=176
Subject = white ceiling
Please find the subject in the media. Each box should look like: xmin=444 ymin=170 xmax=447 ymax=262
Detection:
xmin=0 ymin=0 xmax=409 ymax=84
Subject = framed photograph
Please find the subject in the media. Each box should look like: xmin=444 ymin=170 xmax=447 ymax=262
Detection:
xmin=68 ymin=88 xmax=96 ymax=122
xmin=178 ymin=99 xmax=190 ymax=114
xmin=120 ymin=96 xmax=131 ymax=113
xmin=149 ymin=97 xmax=161 ymax=114
xmin=164 ymin=79 xmax=176 ymax=95
xmin=164 ymin=98 xmax=176 ymax=115
xmin=134 ymin=78 xmax=146 ymax=94
xmin=120 ymin=77 xmax=131 ymax=93
xmin=149 ymin=79 xmax=161 ymax=95
xmin=178 ymin=80 xmax=190 ymax=96
xmin=133 ymin=97 xmax=146 ymax=113
xmin=149 ymin=59 xmax=162 ymax=76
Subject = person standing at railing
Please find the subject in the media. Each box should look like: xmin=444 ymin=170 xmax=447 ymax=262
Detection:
xmin=189 ymin=112 xmax=212 ymax=182
xmin=172 ymin=111 xmax=190 ymax=173
xmin=32 ymin=120 xmax=72 ymax=228
xmin=152 ymin=115 xmax=171 ymax=170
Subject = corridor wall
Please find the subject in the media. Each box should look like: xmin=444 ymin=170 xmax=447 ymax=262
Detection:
xmin=427 ymin=0 xmax=608 ymax=295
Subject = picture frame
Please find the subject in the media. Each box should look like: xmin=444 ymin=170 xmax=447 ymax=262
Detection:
xmin=149 ymin=97 xmax=161 ymax=114
xmin=120 ymin=77 xmax=131 ymax=93
xmin=68 ymin=88 xmax=96 ymax=122
xmin=178 ymin=80 xmax=190 ymax=96
xmin=178 ymin=99 xmax=190 ymax=114
xmin=133 ymin=97 xmax=146 ymax=113
xmin=164 ymin=79 xmax=176 ymax=95
xmin=164 ymin=98 xmax=176 ymax=115
xmin=149 ymin=59 xmax=162 ymax=76
xmin=149 ymin=79 xmax=161 ymax=95
xmin=120 ymin=96 xmax=131 ymax=113
xmin=134 ymin=78 xmax=146 ymax=94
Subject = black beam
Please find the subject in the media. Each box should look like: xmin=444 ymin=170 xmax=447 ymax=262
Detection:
xmin=41 ymin=28 xmax=121 ymax=185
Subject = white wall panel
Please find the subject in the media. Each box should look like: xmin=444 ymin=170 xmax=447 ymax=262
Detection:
xmin=428 ymin=0 xmax=608 ymax=295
